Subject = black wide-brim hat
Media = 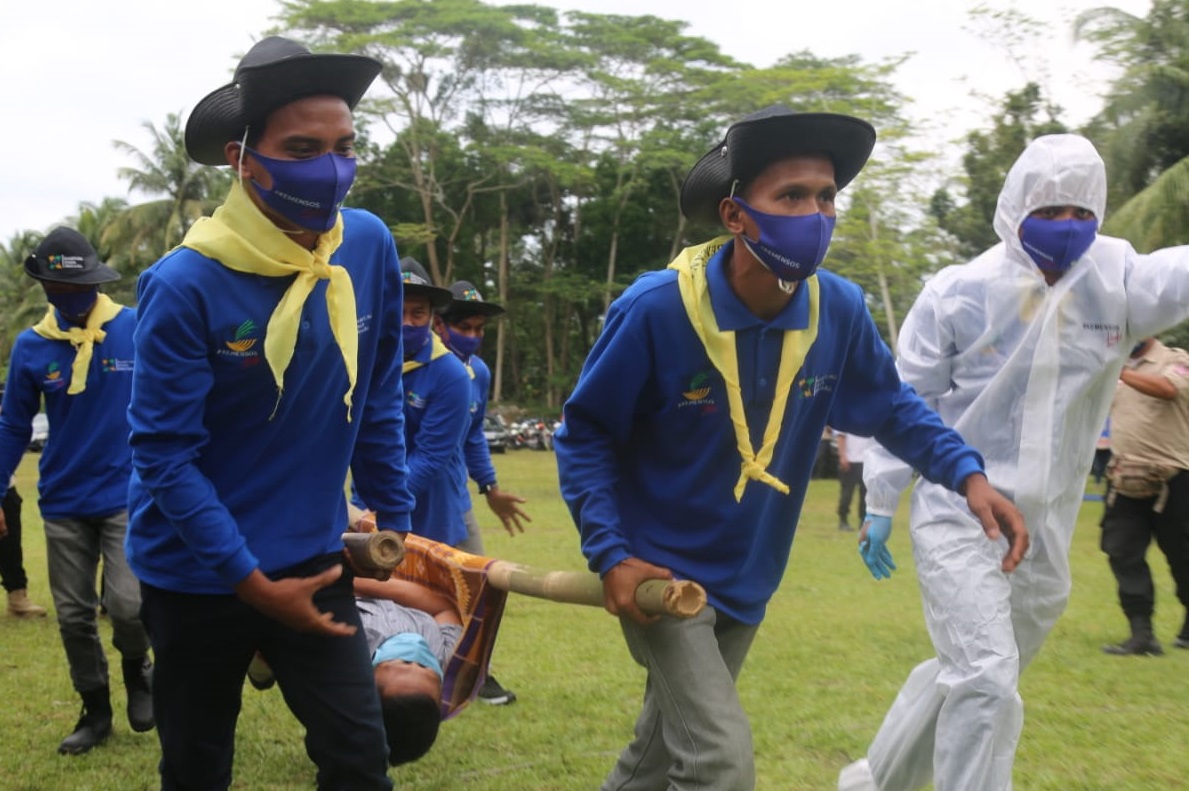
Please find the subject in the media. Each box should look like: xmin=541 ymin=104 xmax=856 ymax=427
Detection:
xmin=25 ymin=227 xmax=120 ymax=285
xmin=400 ymin=257 xmax=454 ymax=311
xmin=443 ymin=280 xmax=505 ymax=318
xmin=185 ymin=36 xmax=382 ymax=166
xmin=680 ymin=106 xmax=877 ymax=227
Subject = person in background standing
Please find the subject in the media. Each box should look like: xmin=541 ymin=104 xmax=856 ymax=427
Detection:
xmin=1 ymin=480 xmax=48 ymax=617
xmin=1100 ymin=336 xmax=1189 ymax=656
xmin=434 ymin=279 xmax=530 ymax=705
xmin=0 ymin=227 xmax=152 ymax=755
xmin=834 ymin=430 xmax=875 ymax=532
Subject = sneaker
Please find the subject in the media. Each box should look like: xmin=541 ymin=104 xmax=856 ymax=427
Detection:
xmin=247 ymin=653 xmax=276 ymax=691
xmin=1176 ymin=636 xmax=1189 ymax=649
xmin=477 ymin=675 xmax=517 ymax=706
xmin=838 ymin=520 xmax=854 ymax=532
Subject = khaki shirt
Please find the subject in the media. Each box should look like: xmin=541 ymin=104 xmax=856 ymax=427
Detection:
xmin=1110 ymin=341 xmax=1189 ymax=470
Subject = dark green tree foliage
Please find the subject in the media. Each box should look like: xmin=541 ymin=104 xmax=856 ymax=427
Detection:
xmin=929 ymin=83 xmax=1066 ymax=260
xmin=1076 ymin=0 xmax=1189 ymax=212
xmin=0 ymin=1 xmax=959 ymax=409
xmin=1076 ymin=1 xmax=1189 ymax=344
xmin=0 ymin=231 xmax=48 ymax=367
xmin=1075 ymin=0 xmax=1189 ymax=256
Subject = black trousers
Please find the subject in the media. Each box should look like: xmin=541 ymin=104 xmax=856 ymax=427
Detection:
xmin=1100 ymin=470 xmax=1189 ymax=620
xmin=140 ymin=554 xmax=392 ymax=791
xmin=837 ymin=462 xmax=866 ymax=523
xmin=0 ymin=486 xmax=29 ymax=592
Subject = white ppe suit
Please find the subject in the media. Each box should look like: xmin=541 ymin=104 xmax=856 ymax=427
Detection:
xmin=852 ymin=134 xmax=1189 ymax=791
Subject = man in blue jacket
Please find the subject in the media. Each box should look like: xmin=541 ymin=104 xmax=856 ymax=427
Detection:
xmin=125 ymin=37 xmax=413 ymax=790
xmin=434 ymin=280 xmax=529 ymax=705
xmin=0 ymin=227 xmax=153 ymax=755
xmin=435 ymin=280 xmax=530 ymax=551
xmin=394 ymin=259 xmax=471 ymax=547
xmin=553 ymin=106 xmax=1029 ymax=791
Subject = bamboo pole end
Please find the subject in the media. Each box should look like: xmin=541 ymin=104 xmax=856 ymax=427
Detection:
xmin=664 ymin=580 xmax=707 ymax=618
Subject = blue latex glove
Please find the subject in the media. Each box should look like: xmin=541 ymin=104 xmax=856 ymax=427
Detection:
xmin=859 ymin=515 xmax=897 ymax=580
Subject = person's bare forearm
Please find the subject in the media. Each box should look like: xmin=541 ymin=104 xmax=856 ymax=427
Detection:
xmin=352 ymin=577 xmax=460 ymax=624
xmin=1120 ymin=368 xmax=1178 ymax=400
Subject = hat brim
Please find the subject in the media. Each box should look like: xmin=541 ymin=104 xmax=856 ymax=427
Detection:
xmin=403 ymin=284 xmax=454 ymax=311
xmin=185 ymin=53 xmax=381 ymax=166
xmin=444 ymin=301 xmax=505 ymax=319
xmin=27 ymin=261 xmax=121 ymax=285
xmin=680 ymin=113 xmax=876 ymax=227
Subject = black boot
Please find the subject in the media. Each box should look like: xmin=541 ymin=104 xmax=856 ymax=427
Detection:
xmin=1103 ymin=615 xmax=1164 ymax=656
xmin=1176 ymin=613 xmax=1189 ymax=649
xmin=58 ymin=686 xmax=113 ymax=755
xmin=122 ymin=655 xmax=155 ymax=732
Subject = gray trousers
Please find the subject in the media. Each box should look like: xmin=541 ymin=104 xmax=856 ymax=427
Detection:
xmin=455 ymin=508 xmax=485 ymax=554
xmin=602 ymin=606 xmax=760 ymax=791
xmin=44 ymin=511 xmax=150 ymax=693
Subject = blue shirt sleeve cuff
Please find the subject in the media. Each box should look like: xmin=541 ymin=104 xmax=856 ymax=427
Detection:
xmin=950 ymin=457 xmax=986 ymax=493
xmin=374 ymin=511 xmax=412 ymax=534
xmin=594 ymin=547 xmax=631 ymax=578
xmin=217 ymin=547 xmax=260 ymax=588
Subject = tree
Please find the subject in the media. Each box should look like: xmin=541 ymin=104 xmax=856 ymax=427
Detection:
xmin=560 ymin=12 xmax=738 ymax=312
xmin=107 ymin=113 xmax=229 ymax=273
xmin=928 ymin=83 xmax=1066 ymax=260
xmin=1075 ymin=0 xmax=1189 ymax=212
xmin=0 ymin=231 xmax=47 ymax=364
xmin=1074 ymin=0 xmax=1189 ymax=252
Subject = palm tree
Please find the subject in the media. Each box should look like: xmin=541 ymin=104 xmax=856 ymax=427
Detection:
xmin=108 ymin=113 xmax=229 ymax=274
xmin=1102 ymin=155 xmax=1189 ymax=250
xmin=1075 ymin=1 xmax=1189 ymax=212
xmin=71 ymin=198 xmax=139 ymax=305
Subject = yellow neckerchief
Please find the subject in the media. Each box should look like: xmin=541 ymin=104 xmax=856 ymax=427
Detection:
xmin=403 ymin=333 xmax=452 ymax=374
xmin=668 ymin=236 xmax=820 ymax=501
xmin=181 ymin=181 xmax=358 ymax=419
xmin=32 ymin=294 xmax=124 ymax=395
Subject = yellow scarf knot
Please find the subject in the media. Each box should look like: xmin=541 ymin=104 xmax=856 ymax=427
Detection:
xmin=180 ymin=181 xmax=359 ymax=420
xmin=32 ymin=293 xmax=124 ymax=395
xmin=668 ymin=236 xmax=820 ymax=502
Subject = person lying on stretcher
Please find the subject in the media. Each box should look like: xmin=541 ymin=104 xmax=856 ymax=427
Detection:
xmin=249 ymin=576 xmax=462 ymax=765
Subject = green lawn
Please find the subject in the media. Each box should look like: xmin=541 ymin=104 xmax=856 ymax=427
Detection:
xmin=1 ymin=451 xmax=1186 ymax=790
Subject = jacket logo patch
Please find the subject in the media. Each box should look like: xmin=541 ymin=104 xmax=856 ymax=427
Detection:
xmin=679 ymin=370 xmax=717 ymax=413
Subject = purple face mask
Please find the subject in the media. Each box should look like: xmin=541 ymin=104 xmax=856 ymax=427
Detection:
xmin=246 ymin=148 xmax=357 ymax=232
xmin=446 ymin=328 xmax=482 ymax=361
xmin=47 ymin=289 xmax=98 ymax=322
xmin=402 ymin=324 xmax=431 ymax=358
xmin=732 ymin=197 xmax=835 ymax=282
xmin=1019 ymin=216 xmax=1098 ymax=272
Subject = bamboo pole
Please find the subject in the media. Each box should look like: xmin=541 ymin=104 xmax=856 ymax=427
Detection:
xmin=342 ymin=531 xmax=406 ymax=580
xmin=345 ymin=513 xmax=705 ymax=617
xmin=484 ymin=560 xmax=706 ymax=619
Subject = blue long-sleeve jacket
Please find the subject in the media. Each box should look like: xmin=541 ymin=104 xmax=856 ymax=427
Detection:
xmin=400 ymin=340 xmax=471 ymax=545
xmin=554 ymin=244 xmax=984 ymax=624
xmin=461 ymin=355 xmax=497 ymax=504
xmin=125 ymin=209 xmax=414 ymax=593
xmin=0 ymin=308 xmax=135 ymax=518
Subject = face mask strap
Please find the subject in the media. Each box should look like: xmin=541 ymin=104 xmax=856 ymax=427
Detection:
xmin=236 ymin=127 xmax=249 ymax=184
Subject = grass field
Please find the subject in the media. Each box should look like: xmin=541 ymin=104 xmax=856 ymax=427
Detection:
xmin=1 ymin=450 xmax=1187 ymax=790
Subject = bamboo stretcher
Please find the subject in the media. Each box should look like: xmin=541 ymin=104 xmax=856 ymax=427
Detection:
xmin=348 ymin=513 xmax=706 ymax=619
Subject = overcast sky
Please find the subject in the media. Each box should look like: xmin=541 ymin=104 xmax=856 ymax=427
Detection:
xmin=0 ymin=0 xmax=1150 ymax=244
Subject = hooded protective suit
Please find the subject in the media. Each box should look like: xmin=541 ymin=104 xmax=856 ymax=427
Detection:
xmin=849 ymin=134 xmax=1189 ymax=791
